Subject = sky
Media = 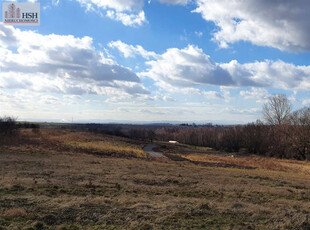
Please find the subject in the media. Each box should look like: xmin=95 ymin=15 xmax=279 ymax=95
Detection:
xmin=1 ymin=0 xmax=310 ymax=124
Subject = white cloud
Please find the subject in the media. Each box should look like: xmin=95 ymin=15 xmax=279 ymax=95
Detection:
xmin=0 ymin=24 xmax=148 ymax=98
xmin=100 ymin=41 xmax=306 ymax=92
xmin=139 ymin=107 xmax=195 ymax=116
xmin=194 ymin=31 xmax=203 ymax=38
xmin=154 ymin=82 xmax=230 ymax=102
xmin=106 ymin=10 xmax=146 ymax=27
xmin=193 ymin=0 xmax=310 ymax=52
xmin=141 ymin=45 xmax=233 ymax=87
xmin=201 ymin=91 xmax=224 ymax=100
xmin=302 ymin=98 xmax=310 ymax=106
xmin=159 ymin=0 xmax=189 ymax=5
xmin=75 ymin=0 xmax=190 ymax=27
xmin=108 ymin=40 xmax=158 ymax=59
xmin=52 ymin=0 xmax=60 ymax=6
xmin=240 ymin=88 xmax=270 ymax=104
xmin=77 ymin=0 xmax=144 ymax=12
xmin=137 ymin=94 xmax=176 ymax=102
xmin=224 ymin=107 xmax=261 ymax=115
xmin=222 ymin=60 xmax=310 ymax=90
xmin=288 ymin=91 xmax=297 ymax=103
xmin=111 ymin=41 xmax=310 ymax=96
xmin=76 ymin=0 xmax=147 ymax=27
xmin=139 ymin=45 xmax=277 ymax=89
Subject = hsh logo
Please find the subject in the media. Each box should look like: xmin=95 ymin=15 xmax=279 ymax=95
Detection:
xmin=5 ymin=4 xmax=38 ymax=19
xmin=3 ymin=2 xmax=40 ymax=26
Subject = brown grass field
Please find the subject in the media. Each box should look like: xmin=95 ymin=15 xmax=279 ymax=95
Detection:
xmin=0 ymin=129 xmax=310 ymax=229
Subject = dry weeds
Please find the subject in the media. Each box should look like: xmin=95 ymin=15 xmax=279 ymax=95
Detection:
xmin=182 ymin=153 xmax=310 ymax=175
xmin=0 ymin=130 xmax=310 ymax=229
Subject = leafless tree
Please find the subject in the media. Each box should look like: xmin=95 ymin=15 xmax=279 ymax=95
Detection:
xmin=288 ymin=107 xmax=310 ymax=159
xmin=290 ymin=107 xmax=310 ymax=126
xmin=263 ymin=95 xmax=292 ymax=125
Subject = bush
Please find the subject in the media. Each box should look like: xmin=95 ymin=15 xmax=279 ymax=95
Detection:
xmin=0 ymin=116 xmax=18 ymax=135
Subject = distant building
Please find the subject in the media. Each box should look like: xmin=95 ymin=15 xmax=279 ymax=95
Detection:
xmin=169 ymin=141 xmax=179 ymax=144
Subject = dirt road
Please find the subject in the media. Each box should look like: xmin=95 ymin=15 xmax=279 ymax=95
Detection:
xmin=143 ymin=144 xmax=166 ymax=158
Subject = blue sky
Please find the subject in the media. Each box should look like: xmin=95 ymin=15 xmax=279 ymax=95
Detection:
xmin=1 ymin=0 xmax=310 ymax=123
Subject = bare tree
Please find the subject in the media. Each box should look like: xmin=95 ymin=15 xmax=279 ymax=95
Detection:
xmin=263 ymin=95 xmax=292 ymax=125
xmin=288 ymin=107 xmax=310 ymax=159
xmin=290 ymin=107 xmax=310 ymax=126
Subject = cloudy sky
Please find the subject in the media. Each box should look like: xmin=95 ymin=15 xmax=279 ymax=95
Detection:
xmin=1 ymin=0 xmax=310 ymax=123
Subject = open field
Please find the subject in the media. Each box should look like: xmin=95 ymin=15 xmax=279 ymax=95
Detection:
xmin=1 ymin=129 xmax=310 ymax=229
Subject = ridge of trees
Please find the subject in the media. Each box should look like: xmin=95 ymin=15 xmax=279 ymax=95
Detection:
xmin=126 ymin=95 xmax=310 ymax=160
xmin=1 ymin=95 xmax=309 ymax=160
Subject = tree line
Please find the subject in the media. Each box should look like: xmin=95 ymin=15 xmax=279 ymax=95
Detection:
xmin=0 ymin=116 xmax=40 ymax=136
xmin=1 ymin=95 xmax=309 ymax=160
xmin=126 ymin=95 xmax=310 ymax=160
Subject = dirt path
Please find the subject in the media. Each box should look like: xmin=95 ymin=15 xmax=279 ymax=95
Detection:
xmin=143 ymin=144 xmax=166 ymax=158
xmin=143 ymin=143 xmax=253 ymax=169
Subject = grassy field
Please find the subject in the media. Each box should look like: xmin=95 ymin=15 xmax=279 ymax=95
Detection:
xmin=0 ymin=130 xmax=310 ymax=229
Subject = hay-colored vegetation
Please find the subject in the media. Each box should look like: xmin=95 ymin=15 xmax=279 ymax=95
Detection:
xmin=68 ymin=141 xmax=146 ymax=158
xmin=182 ymin=154 xmax=310 ymax=175
xmin=0 ymin=130 xmax=310 ymax=229
xmin=156 ymin=142 xmax=310 ymax=175
xmin=7 ymin=129 xmax=147 ymax=158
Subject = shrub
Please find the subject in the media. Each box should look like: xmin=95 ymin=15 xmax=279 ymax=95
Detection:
xmin=0 ymin=116 xmax=18 ymax=135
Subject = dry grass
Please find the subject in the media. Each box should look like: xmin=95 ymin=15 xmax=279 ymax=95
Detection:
xmin=0 ymin=130 xmax=310 ymax=229
xmin=155 ymin=141 xmax=310 ymax=175
xmin=49 ymin=130 xmax=147 ymax=158
xmin=3 ymin=129 xmax=147 ymax=158
xmin=182 ymin=154 xmax=310 ymax=175
xmin=67 ymin=141 xmax=146 ymax=158
xmin=3 ymin=209 xmax=27 ymax=218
